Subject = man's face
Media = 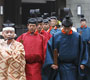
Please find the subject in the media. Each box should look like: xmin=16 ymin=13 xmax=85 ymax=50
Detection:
xmin=27 ymin=24 xmax=37 ymax=33
xmin=43 ymin=23 xmax=50 ymax=31
xmin=63 ymin=27 xmax=72 ymax=34
xmin=50 ymin=19 xmax=57 ymax=27
xmin=2 ymin=30 xmax=15 ymax=39
xmin=80 ymin=21 xmax=86 ymax=26
xmin=37 ymin=23 xmax=43 ymax=32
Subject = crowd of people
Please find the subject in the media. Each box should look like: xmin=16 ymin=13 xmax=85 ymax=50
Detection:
xmin=0 ymin=8 xmax=90 ymax=80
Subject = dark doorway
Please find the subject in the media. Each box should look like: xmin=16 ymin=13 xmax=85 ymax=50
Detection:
xmin=4 ymin=0 xmax=22 ymax=25
xmin=22 ymin=1 xmax=56 ymax=25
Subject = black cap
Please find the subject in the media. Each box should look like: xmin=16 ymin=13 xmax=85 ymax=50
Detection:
xmin=35 ymin=9 xmax=41 ymax=17
xmin=60 ymin=8 xmax=73 ymax=21
xmin=51 ymin=12 xmax=56 ymax=16
xmin=29 ymin=9 xmax=37 ymax=18
xmin=43 ymin=13 xmax=49 ymax=19
xmin=28 ymin=18 xmax=37 ymax=24
xmin=28 ymin=9 xmax=38 ymax=24
xmin=41 ymin=15 xmax=44 ymax=18
xmin=37 ymin=17 xmax=43 ymax=23
xmin=80 ymin=14 xmax=86 ymax=21
xmin=62 ymin=15 xmax=73 ymax=27
xmin=50 ymin=16 xmax=57 ymax=20
xmin=43 ymin=13 xmax=50 ymax=21
xmin=32 ymin=9 xmax=43 ymax=23
xmin=50 ymin=12 xmax=57 ymax=20
xmin=2 ymin=20 xmax=15 ymax=27
xmin=43 ymin=19 xmax=49 ymax=23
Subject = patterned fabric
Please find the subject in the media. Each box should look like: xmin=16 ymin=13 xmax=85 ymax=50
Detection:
xmin=0 ymin=40 xmax=26 ymax=80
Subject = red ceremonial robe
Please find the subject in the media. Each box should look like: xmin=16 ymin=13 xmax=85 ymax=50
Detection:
xmin=40 ymin=29 xmax=52 ymax=40
xmin=16 ymin=31 xmax=47 ymax=80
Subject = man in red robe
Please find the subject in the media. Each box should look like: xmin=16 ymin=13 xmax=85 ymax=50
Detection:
xmin=42 ymin=13 xmax=50 ymax=31
xmin=37 ymin=16 xmax=52 ymax=40
xmin=16 ymin=16 xmax=47 ymax=80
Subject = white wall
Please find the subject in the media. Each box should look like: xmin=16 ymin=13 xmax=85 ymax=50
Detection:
xmin=66 ymin=0 xmax=90 ymax=27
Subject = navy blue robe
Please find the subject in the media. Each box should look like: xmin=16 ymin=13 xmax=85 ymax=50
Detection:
xmin=77 ymin=27 xmax=90 ymax=41
xmin=50 ymin=28 xmax=60 ymax=35
xmin=43 ymin=31 xmax=88 ymax=80
xmin=42 ymin=28 xmax=60 ymax=80
xmin=77 ymin=27 xmax=90 ymax=80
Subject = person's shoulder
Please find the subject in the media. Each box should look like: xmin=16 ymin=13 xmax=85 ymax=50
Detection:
xmin=77 ymin=27 xmax=81 ymax=30
xmin=87 ymin=27 xmax=90 ymax=29
xmin=43 ymin=30 xmax=48 ymax=34
xmin=0 ymin=39 xmax=4 ymax=44
xmin=21 ymin=32 xmax=28 ymax=36
xmin=15 ymin=40 xmax=24 ymax=46
xmin=39 ymin=33 xmax=45 ymax=38
xmin=38 ymin=33 xmax=47 ymax=41
xmin=72 ymin=31 xmax=80 ymax=37
xmin=17 ymin=32 xmax=28 ymax=38
xmin=43 ymin=30 xmax=47 ymax=33
xmin=54 ymin=30 xmax=62 ymax=36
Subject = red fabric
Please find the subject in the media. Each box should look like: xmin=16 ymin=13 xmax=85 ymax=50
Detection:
xmin=62 ymin=29 xmax=73 ymax=35
xmin=81 ymin=25 xmax=87 ymax=28
xmin=41 ymin=29 xmax=52 ymax=40
xmin=34 ymin=29 xmax=38 ymax=35
xmin=41 ymin=29 xmax=44 ymax=33
xmin=47 ymin=26 xmax=52 ymax=33
xmin=16 ymin=32 xmax=47 ymax=80
xmin=25 ymin=63 xmax=42 ymax=80
xmin=27 ymin=29 xmax=38 ymax=35
xmin=54 ymin=26 xmax=57 ymax=30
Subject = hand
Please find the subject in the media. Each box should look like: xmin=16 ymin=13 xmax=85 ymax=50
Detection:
xmin=80 ymin=65 xmax=85 ymax=70
xmin=51 ymin=64 xmax=58 ymax=70
xmin=88 ymin=41 xmax=90 ymax=44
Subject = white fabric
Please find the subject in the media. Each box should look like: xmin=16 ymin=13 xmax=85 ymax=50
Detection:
xmin=71 ymin=27 xmax=77 ymax=32
xmin=0 ymin=32 xmax=2 ymax=35
xmin=60 ymin=27 xmax=77 ymax=32
xmin=3 ymin=27 xmax=15 ymax=31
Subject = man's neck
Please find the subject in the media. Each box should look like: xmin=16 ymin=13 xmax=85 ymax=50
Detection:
xmin=7 ymin=39 xmax=13 ymax=45
xmin=38 ymin=30 xmax=41 ymax=33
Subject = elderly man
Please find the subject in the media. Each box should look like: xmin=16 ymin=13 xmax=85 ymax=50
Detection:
xmin=0 ymin=20 xmax=26 ymax=80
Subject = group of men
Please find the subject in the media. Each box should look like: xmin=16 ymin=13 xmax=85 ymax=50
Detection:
xmin=0 ymin=8 xmax=90 ymax=80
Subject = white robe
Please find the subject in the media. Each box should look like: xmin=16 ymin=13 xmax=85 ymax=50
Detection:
xmin=0 ymin=40 xmax=26 ymax=80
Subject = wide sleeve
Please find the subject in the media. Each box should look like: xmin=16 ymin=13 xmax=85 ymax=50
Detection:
xmin=43 ymin=36 xmax=54 ymax=67
xmin=11 ymin=42 xmax=26 ymax=64
xmin=6 ymin=42 xmax=26 ymax=80
xmin=80 ymin=42 xmax=88 ymax=65
xmin=42 ymin=35 xmax=60 ymax=80
xmin=48 ymin=33 xmax=52 ymax=40
xmin=79 ymin=36 xmax=89 ymax=76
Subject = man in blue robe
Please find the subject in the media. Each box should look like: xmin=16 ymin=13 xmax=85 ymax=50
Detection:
xmin=77 ymin=14 xmax=90 ymax=80
xmin=43 ymin=15 xmax=88 ymax=80
xmin=42 ymin=12 xmax=61 ymax=80
xmin=47 ymin=12 xmax=60 ymax=35
xmin=77 ymin=15 xmax=90 ymax=42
